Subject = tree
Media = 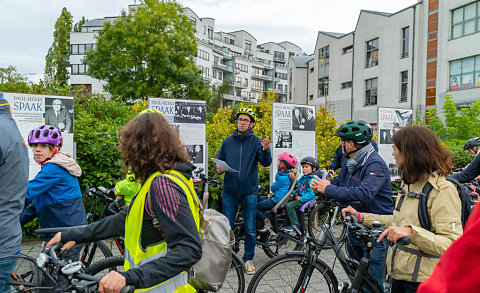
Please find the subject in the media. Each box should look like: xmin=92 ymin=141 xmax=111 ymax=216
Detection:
xmin=44 ymin=7 xmax=73 ymax=88
xmin=73 ymin=16 xmax=88 ymax=32
xmin=84 ymin=0 xmax=210 ymax=102
xmin=207 ymin=82 xmax=230 ymax=121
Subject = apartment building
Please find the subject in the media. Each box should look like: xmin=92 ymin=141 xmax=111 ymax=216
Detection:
xmin=69 ymin=4 xmax=304 ymax=105
xmin=291 ymin=0 xmax=480 ymax=125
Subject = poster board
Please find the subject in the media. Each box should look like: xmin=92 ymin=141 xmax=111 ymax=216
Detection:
xmin=148 ymin=97 xmax=207 ymax=176
xmin=377 ymin=107 xmax=413 ymax=180
xmin=1 ymin=92 xmax=75 ymax=180
xmin=271 ymin=103 xmax=316 ymax=184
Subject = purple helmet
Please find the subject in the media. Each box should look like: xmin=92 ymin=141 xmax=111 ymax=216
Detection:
xmin=28 ymin=125 xmax=63 ymax=147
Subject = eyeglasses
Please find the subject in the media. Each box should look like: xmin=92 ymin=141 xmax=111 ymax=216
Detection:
xmin=238 ymin=118 xmax=251 ymax=123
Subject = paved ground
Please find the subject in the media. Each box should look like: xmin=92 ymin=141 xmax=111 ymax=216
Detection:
xmin=21 ymin=236 xmax=349 ymax=292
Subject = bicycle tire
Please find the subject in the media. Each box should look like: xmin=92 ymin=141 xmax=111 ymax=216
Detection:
xmin=80 ymin=240 xmax=114 ymax=268
xmin=260 ymin=231 xmax=303 ymax=258
xmin=247 ymin=253 xmax=338 ymax=292
xmin=86 ymin=255 xmax=124 ymax=277
xmin=307 ymin=203 xmax=346 ymax=248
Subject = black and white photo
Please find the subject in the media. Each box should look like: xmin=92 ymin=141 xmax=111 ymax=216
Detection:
xmin=45 ymin=97 xmax=73 ymax=133
xmin=187 ymin=144 xmax=204 ymax=164
xmin=174 ymin=102 xmax=206 ymax=124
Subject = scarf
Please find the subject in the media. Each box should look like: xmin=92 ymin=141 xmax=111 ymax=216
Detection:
xmin=346 ymin=143 xmax=375 ymax=174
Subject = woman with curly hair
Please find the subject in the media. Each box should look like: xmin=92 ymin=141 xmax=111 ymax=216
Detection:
xmin=47 ymin=110 xmax=202 ymax=293
xmin=342 ymin=125 xmax=462 ymax=293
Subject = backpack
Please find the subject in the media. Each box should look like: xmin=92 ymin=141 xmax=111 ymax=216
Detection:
xmin=414 ymin=175 xmax=472 ymax=231
xmin=147 ymin=174 xmax=234 ymax=292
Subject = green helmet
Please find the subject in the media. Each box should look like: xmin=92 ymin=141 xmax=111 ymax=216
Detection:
xmin=140 ymin=108 xmax=165 ymax=117
xmin=334 ymin=120 xmax=373 ymax=145
xmin=236 ymin=108 xmax=256 ymax=123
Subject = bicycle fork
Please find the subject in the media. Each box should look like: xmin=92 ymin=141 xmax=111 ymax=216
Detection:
xmin=292 ymin=244 xmax=319 ymax=293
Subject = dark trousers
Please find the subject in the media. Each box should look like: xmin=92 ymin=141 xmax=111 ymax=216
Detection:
xmin=390 ymin=278 xmax=420 ymax=293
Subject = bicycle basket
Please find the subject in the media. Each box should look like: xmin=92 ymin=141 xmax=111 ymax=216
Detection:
xmin=8 ymin=255 xmax=57 ymax=293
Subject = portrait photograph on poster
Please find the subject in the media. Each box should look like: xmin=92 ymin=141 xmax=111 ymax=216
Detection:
xmin=291 ymin=106 xmax=315 ymax=131
xmin=174 ymin=101 xmax=206 ymax=123
xmin=45 ymin=97 xmax=74 ymax=133
xmin=274 ymin=130 xmax=293 ymax=148
xmin=186 ymin=144 xmax=204 ymax=164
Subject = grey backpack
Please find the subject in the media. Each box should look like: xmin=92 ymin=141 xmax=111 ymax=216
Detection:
xmin=147 ymin=174 xmax=234 ymax=292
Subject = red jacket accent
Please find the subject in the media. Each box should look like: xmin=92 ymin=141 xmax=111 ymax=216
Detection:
xmin=417 ymin=206 xmax=480 ymax=293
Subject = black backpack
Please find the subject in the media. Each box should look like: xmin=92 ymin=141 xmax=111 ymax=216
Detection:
xmin=415 ymin=175 xmax=471 ymax=231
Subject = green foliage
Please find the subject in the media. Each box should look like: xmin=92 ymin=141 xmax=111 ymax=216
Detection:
xmin=207 ymin=82 xmax=230 ymax=121
xmin=315 ymin=106 xmax=339 ymax=171
xmin=22 ymin=218 xmax=40 ymax=239
xmin=74 ymin=16 xmax=88 ymax=32
xmin=44 ymin=7 xmax=73 ymax=88
xmin=84 ymin=0 xmax=210 ymax=102
xmin=416 ymin=94 xmax=480 ymax=168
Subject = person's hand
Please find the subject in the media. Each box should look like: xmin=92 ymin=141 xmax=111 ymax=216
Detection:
xmin=267 ymin=192 xmax=273 ymax=198
xmin=261 ymin=136 xmax=270 ymax=151
xmin=99 ymin=271 xmax=126 ymax=293
xmin=296 ymin=196 xmax=301 ymax=201
xmin=45 ymin=232 xmax=77 ymax=251
xmin=328 ymin=170 xmax=335 ymax=177
xmin=289 ymin=194 xmax=294 ymax=200
xmin=216 ymin=166 xmax=225 ymax=175
xmin=377 ymin=226 xmax=413 ymax=244
xmin=341 ymin=206 xmax=358 ymax=218
xmin=310 ymin=175 xmax=330 ymax=194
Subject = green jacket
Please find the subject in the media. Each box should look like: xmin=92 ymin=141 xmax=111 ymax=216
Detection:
xmin=115 ymin=173 xmax=141 ymax=205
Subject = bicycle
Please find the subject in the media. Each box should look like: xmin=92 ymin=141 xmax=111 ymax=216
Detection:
xmin=8 ymin=240 xmax=133 ymax=293
xmin=247 ymin=203 xmax=404 ymax=293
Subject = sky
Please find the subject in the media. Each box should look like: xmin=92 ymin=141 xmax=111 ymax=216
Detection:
xmin=0 ymin=0 xmax=418 ymax=83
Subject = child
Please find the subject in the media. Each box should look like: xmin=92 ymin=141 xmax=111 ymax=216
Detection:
xmin=284 ymin=156 xmax=319 ymax=235
xmin=257 ymin=152 xmax=297 ymax=232
xmin=21 ymin=125 xmax=87 ymax=241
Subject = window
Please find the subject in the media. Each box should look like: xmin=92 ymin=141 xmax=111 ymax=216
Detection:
xmin=451 ymin=2 xmax=480 ymax=39
xmin=70 ymin=44 xmax=95 ymax=55
xmin=235 ymin=63 xmax=248 ymax=72
xmin=318 ymin=46 xmax=330 ymax=62
xmin=253 ymin=67 xmax=264 ymax=77
xmin=245 ymin=40 xmax=252 ymax=52
xmin=366 ymin=38 xmax=379 ymax=68
xmin=218 ymin=71 xmax=223 ymax=80
xmin=275 ymin=72 xmax=287 ymax=80
xmin=273 ymin=51 xmax=285 ymax=62
xmin=208 ymin=27 xmax=213 ymax=39
xmin=310 ymin=67 xmax=314 ymax=73
xmin=71 ymin=64 xmax=88 ymax=75
xmin=402 ymin=27 xmax=409 ymax=58
xmin=400 ymin=71 xmax=408 ymax=102
xmin=365 ymin=78 xmax=378 ymax=106
xmin=278 ymin=84 xmax=283 ymax=92
xmin=342 ymin=45 xmax=353 ymax=54
xmin=319 ymin=77 xmax=329 ymax=97
xmin=231 ymin=51 xmax=242 ymax=57
xmin=212 ymin=70 xmax=217 ymax=79
xmin=197 ymin=49 xmax=209 ymax=61
xmin=341 ymin=81 xmax=352 ymax=89
xmin=309 ymin=94 xmax=313 ymax=100
xmin=449 ymin=55 xmax=480 ymax=90
xmin=252 ymin=80 xmax=263 ymax=91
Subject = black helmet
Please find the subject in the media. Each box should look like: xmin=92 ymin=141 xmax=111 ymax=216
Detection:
xmin=300 ymin=156 xmax=319 ymax=171
xmin=334 ymin=120 xmax=373 ymax=145
xmin=463 ymin=137 xmax=480 ymax=151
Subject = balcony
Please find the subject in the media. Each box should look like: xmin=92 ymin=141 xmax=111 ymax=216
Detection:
xmin=202 ymin=75 xmax=212 ymax=82
xmin=213 ymin=62 xmax=233 ymax=72
xmin=234 ymin=81 xmax=248 ymax=88
xmin=244 ymin=48 xmax=254 ymax=55
xmin=252 ymin=73 xmax=272 ymax=81
xmin=273 ymin=56 xmax=285 ymax=62
xmin=251 ymin=85 xmax=263 ymax=92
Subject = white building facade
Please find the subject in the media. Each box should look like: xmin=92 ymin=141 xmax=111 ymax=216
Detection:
xmin=69 ymin=5 xmax=304 ymax=105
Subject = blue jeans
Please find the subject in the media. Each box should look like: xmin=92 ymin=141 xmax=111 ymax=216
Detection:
xmin=346 ymin=229 xmax=386 ymax=291
xmin=222 ymin=192 xmax=257 ymax=262
xmin=256 ymin=196 xmax=276 ymax=221
xmin=0 ymin=251 xmax=20 ymax=292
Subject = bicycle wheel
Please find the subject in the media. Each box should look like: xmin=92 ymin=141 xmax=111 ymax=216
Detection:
xmin=247 ymin=253 xmax=338 ymax=292
xmin=307 ymin=203 xmax=346 ymax=248
xmin=86 ymin=255 xmax=124 ymax=277
xmin=260 ymin=231 xmax=303 ymax=258
xmin=80 ymin=240 xmax=114 ymax=268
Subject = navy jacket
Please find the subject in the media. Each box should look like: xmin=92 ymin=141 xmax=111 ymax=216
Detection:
xmin=329 ymin=140 xmax=378 ymax=171
xmin=325 ymin=150 xmax=393 ymax=215
xmin=218 ymin=129 xmax=272 ymax=196
xmin=451 ymin=153 xmax=480 ymax=183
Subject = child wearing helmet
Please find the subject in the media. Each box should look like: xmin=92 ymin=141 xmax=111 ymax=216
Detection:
xmin=21 ymin=125 xmax=87 ymax=241
xmin=256 ymin=152 xmax=297 ymax=232
xmin=284 ymin=156 xmax=319 ymax=235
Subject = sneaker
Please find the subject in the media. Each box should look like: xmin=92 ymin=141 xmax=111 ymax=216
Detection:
xmin=245 ymin=260 xmax=255 ymax=275
xmin=258 ymin=219 xmax=272 ymax=233
xmin=284 ymin=225 xmax=294 ymax=232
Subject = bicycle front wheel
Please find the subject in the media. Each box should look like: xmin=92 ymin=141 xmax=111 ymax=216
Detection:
xmin=247 ymin=253 xmax=338 ymax=293
xmin=86 ymin=255 xmax=124 ymax=277
xmin=307 ymin=203 xmax=346 ymax=248
xmin=80 ymin=240 xmax=114 ymax=268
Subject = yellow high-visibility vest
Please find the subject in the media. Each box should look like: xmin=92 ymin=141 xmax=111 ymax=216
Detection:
xmin=124 ymin=170 xmax=200 ymax=293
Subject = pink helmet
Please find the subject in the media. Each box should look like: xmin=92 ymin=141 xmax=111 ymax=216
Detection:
xmin=28 ymin=125 xmax=63 ymax=147
xmin=278 ymin=152 xmax=297 ymax=170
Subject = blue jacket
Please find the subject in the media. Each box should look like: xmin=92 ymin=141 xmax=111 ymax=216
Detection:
xmin=218 ymin=129 xmax=272 ymax=196
xmin=293 ymin=174 xmax=317 ymax=203
xmin=329 ymin=140 xmax=378 ymax=171
xmin=270 ymin=170 xmax=291 ymax=203
xmin=325 ymin=150 xmax=393 ymax=215
xmin=25 ymin=157 xmax=87 ymax=241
